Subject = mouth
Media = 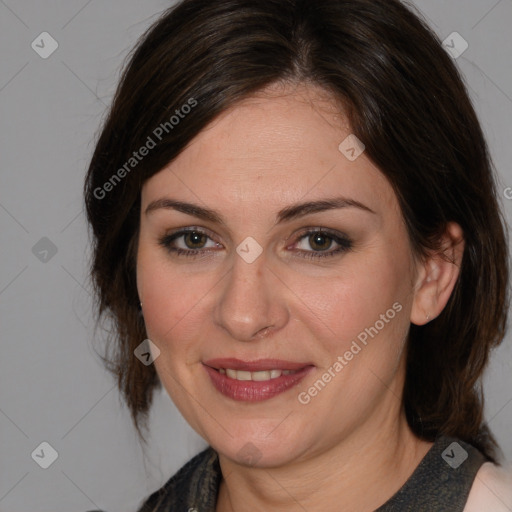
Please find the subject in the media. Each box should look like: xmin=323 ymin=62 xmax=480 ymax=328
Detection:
xmin=217 ymin=368 xmax=298 ymax=381
xmin=202 ymin=358 xmax=314 ymax=401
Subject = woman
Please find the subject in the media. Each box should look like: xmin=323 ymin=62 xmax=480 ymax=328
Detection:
xmin=84 ymin=0 xmax=512 ymax=510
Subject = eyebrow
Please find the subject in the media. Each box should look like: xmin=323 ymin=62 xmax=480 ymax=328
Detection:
xmin=145 ymin=196 xmax=376 ymax=225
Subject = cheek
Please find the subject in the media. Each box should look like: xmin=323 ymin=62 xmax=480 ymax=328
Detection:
xmin=294 ymin=254 xmax=407 ymax=345
xmin=137 ymin=247 xmax=210 ymax=348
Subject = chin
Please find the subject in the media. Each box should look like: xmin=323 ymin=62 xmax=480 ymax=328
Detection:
xmin=211 ymin=428 xmax=308 ymax=468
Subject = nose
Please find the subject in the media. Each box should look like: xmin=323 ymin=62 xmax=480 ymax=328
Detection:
xmin=213 ymin=250 xmax=289 ymax=341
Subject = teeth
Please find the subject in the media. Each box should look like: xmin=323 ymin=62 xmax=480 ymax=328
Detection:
xmin=219 ymin=368 xmax=299 ymax=381
xmin=236 ymin=370 xmax=252 ymax=381
xmin=226 ymin=368 xmax=237 ymax=379
xmin=252 ymin=370 xmax=271 ymax=381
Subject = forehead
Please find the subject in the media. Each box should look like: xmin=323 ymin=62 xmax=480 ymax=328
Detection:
xmin=141 ymin=83 xmax=397 ymax=218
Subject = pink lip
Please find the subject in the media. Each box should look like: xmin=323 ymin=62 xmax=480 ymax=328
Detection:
xmin=202 ymin=359 xmax=314 ymax=402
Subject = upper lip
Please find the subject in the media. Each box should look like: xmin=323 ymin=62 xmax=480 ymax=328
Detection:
xmin=203 ymin=358 xmax=313 ymax=372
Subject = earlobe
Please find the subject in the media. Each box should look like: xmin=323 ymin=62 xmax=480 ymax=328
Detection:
xmin=410 ymin=222 xmax=465 ymax=326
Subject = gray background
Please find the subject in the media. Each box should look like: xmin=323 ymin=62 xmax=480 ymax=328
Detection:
xmin=1 ymin=1 xmax=511 ymax=511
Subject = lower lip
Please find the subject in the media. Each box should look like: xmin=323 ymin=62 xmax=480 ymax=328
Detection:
xmin=203 ymin=364 xmax=314 ymax=402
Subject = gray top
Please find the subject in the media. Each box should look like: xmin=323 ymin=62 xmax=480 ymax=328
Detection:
xmin=136 ymin=435 xmax=488 ymax=512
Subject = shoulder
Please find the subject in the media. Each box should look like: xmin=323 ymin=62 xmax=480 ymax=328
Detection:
xmin=464 ymin=461 xmax=512 ymax=512
xmin=136 ymin=447 xmax=219 ymax=512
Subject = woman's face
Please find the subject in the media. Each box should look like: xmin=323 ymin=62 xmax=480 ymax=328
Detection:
xmin=137 ymin=83 xmax=420 ymax=467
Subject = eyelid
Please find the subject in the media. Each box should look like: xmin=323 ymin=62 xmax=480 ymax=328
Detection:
xmin=160 ymin=226 xmax=222 ymax=251
xmin=163 ymin=225 xmax=221 ymax=243
xmin=287 ymin=226 xmax=350 ymax=245
xmin=159 ymin=226 xmax=352 ymax=259
xmin=286 ymin=227 xmax=352 ymax=257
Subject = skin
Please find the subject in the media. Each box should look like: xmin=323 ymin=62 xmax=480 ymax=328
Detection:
xmin=136 ymin=82 xmax=465 ymax=511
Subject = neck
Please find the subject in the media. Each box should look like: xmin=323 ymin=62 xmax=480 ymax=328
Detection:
xmin=216 ymin=410 xmax=433 ymax=512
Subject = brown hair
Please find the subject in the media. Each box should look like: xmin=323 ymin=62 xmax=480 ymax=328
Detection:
xmin=84 ymin=0 xmax=509 ymax=461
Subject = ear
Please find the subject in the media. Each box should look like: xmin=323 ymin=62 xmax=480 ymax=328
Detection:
xmin=410 ymin=222 xmax=465 ymax=326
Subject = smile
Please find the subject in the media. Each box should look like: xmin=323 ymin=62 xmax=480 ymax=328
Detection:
xmin=202 ymin=358 xmax=314 ymax=401
xmin=218 ymin=368 xmax=298 ymax=381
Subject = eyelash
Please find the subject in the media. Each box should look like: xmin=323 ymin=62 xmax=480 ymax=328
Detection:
xmin=157 ymin=227 xmax=352 ymax=261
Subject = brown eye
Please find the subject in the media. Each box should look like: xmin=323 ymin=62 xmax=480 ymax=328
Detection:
xmin=183 ymin=231 xmax=208 ymax=249
xmin=292 ymin=229 xmax=353 ymax=260
xmin=158 ymin=227 xmax=222 ymax=258
xmin=308 ymin=232 xmax=334 ymax=251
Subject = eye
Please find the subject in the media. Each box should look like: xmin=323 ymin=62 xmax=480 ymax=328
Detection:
xmin=158 ymin=227 xmax=352 ymax=261
xmin=158 ymin=228 xmax=222 ymax=258
xmin=290 ymin=229 xmax=352 ymax=260
xmin=177 ymin=231 xmax=211 ymax=249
